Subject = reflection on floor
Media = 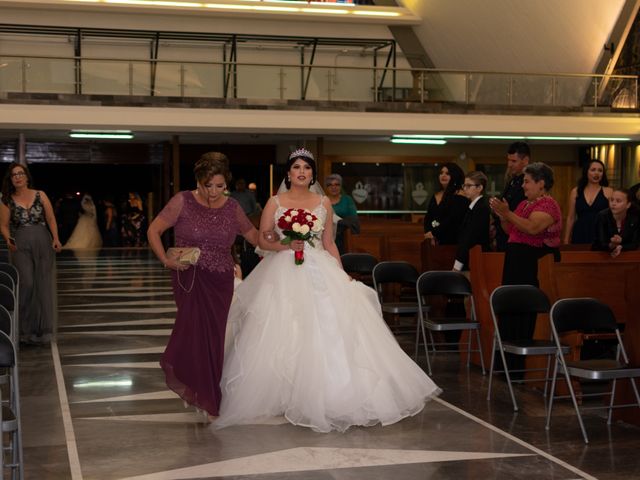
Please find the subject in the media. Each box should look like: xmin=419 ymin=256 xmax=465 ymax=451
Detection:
xmin=17 ymin=250 xmax=640 ymax=479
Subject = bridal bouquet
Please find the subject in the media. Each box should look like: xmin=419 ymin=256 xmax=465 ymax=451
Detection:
xmin=277 ymin=208 xmax=322 ymax=265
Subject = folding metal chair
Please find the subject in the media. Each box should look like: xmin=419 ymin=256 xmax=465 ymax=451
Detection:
xmin=340 ymin=253 xmax=377 ymax=286
xmin=487 ymin=285 xmax=570 ymax=411
xmin=372 ymin=261 xmax=419 ymax=331
xmin=546 ymin=298 xmax=640 ymax=444
xmin=0 ymin=285 xmax=16 ymax=347
xmin=415 ymin=271 xmax=485 ymax=376
xmin=0 ymin=329 xmax=23 ymax=480
xmin=0 ymin=264 xmax=18 ymax=345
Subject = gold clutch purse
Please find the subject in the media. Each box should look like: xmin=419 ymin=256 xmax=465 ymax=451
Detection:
xmin=167 ymin=247 xmax=201 ymax=266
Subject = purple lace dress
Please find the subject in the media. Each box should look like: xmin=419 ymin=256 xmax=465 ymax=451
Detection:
xmin=158 ymin=191 xmax=254 ymax=415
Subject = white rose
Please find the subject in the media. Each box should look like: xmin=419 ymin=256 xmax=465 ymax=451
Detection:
xmin=306 ymin=215 xmax=312 ymax=221
xmin=290 ymin=210 xmax=298 ymax=217
xmin=292 ymin=223 xmax=301 ymax=232
xmin=299 ymin=224 xmax=310 ymax=234
xmin=285 ymin=216 xmax=291 ymax=222
xmin=311 ymin=221 xmax=322 ymax=232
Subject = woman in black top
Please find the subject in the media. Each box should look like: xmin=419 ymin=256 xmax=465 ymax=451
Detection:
xmin=424 ymin=163 xmax=469 ymax=245
xmin=592 ymin=189 xmax=639 ymax=257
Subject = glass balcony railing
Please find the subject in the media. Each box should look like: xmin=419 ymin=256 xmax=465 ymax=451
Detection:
xmin=0 ymin=55 xmax=636 ymax=109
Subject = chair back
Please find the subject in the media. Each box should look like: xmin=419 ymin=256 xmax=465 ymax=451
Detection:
xmin=0 ymin=270 xmax=15 ymax=292
xmin=341 ymin=253 xmax=378 ymax=275
xmin=0 ymin=263 xmax=18 ymax=288
xmin=0 ymin=305 xmax=11 ymax=336
xmin=550 ymin=298 xmax=617 ymax=335
xmin=490 ymin=285 xmax=550 ymax=317
xmin=0 ymin=330 xmax=15 ymax=368
xmin=372 ymin=261 xmax=419 ymax=288
xmin=416 ymin=271 xmax=472 ymax=297
xmin=0 ymin=284 xmax=14 ymax=311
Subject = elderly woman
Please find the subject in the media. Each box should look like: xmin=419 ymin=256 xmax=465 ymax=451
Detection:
xmin=490 ymin=162 xmax=562 ymax=286
xmin=490 ymin=162 xmax=562 ymax=374
xmin=325 ymin=173 xmax=359 ymax=254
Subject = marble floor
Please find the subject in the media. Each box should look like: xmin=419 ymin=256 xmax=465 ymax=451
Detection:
xmin=17 ymin=249 xmax=640 ymax=479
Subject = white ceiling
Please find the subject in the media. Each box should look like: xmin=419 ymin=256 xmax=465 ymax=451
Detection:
xmin=402 ymin=0 xmax=626 ymax=74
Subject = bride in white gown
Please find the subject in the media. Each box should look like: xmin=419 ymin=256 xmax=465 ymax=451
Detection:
xmin=63 ymin=194 xmax=103 ymax=249
xmin=216 ymin=149 xmax=440 ymax=433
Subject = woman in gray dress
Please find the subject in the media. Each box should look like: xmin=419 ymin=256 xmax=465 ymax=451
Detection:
xmin=0 ymin=162 xmax=61 ymax=345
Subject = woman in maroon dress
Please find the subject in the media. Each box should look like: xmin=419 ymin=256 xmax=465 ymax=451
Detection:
xmin=147 ymin=153 xmax=258 ymax=418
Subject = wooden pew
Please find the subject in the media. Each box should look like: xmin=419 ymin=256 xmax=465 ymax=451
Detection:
xmin=343 ymin=218 xmax=424 ymax=271
xmin=468 ymin=246 xmax=505 ymax=367
xmin=470 ymin=246 xmax=640 ymax=425
xmin=538 ymin=250 xmax=640 ymax=426
xmin=420 ymin=242 xmax=457 ymax=272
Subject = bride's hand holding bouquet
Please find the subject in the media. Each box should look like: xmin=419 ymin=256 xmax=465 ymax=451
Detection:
xmin=277 ymin=208 xmax=323 ymax=265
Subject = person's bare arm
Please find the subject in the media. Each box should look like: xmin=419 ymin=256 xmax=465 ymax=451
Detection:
xmin=40 ymin=191 xmax=62 ymax=252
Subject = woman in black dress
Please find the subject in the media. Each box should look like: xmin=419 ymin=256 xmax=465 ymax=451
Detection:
xmin=423 ymin=163 xmax=469 ymax=245
xmin=564 ymin=160 xmax=612 ymax=245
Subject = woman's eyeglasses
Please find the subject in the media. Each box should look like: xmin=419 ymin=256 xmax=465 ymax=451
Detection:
xmin=11 ymin=172 xmax=26 ymax=178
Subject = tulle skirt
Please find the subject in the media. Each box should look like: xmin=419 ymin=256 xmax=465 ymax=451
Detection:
xmin=216 ymin=247 xmax=440 ymax=433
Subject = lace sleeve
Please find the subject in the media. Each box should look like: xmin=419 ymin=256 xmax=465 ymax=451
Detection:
xmin=235 ymin=200 xmax=254 ymax=235
xmin=157 ymin=192 xmax=185 ymax=227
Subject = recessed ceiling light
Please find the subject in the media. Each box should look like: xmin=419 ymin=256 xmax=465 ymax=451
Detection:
xmin=390 ymin=138 xmax=447 ymax=145
xmin=69 ymin=130 xmax=134 ymax=139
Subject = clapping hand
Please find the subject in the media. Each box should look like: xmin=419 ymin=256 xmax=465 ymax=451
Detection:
xmin=489 ymin=197 xmax=509 ymax=217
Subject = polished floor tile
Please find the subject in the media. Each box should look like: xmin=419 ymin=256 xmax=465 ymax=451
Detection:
xmin=17 ymin=250 xmax=640 ymax=479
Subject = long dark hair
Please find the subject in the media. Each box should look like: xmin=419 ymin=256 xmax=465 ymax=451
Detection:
xmin=440 ymin=162 xmax=465 ymax=206
xmin=1 ymin=162 xmax=33 ymax=205
xmin=577 ymin=159 xmax=609 ymax=194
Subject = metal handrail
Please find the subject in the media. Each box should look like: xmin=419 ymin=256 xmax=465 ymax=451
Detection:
xmin=0 ymin=53 xmax=637 ymax=79
xmin=1 ymin=53 xmax=637 ymax=109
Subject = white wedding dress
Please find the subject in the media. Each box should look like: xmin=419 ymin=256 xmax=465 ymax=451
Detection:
xmin=216 ymin=196 xmax=440 ymax=433
xmin=64 ymin=195 xmax=103 ymax=249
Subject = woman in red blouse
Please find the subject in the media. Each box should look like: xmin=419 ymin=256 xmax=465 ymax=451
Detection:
xmin=490 ymin=162 xmax=562 ymax=286
xmin=489 ymin=162 xmax=562 ymax=374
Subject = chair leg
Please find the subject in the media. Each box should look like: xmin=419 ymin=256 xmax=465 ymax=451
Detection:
xmin=498 ymin=344 xmax=518 ymax=412
xmin=466 ymin=329 xmax=472 ymax=368
xmin=545 ymin=355 xmax=559 ymax=430
xmin=421 ymin=320 xmax=432 ymax=376
xmin=629 ymin=377 xmax=640 ymax=408
xmin=414 ymin=318 xmax=421 ymax=361
xmin=428 ymin=330 xmax=437 ymax=354
xmin=487 ymin=335 xmax=496 ymax=400
xmin=607 ymin=378 xmax=617 ymax=425
xmin=560 ymin=359 xmax=590 ymax=443
xmin=476 ymin=329 xmax=486 ymax=375
xmin=542 ymin=354 xmax=551 ymax=398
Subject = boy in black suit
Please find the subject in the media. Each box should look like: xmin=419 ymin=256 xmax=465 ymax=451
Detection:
xmin=454 ymin=171 xmax=491 ymax=271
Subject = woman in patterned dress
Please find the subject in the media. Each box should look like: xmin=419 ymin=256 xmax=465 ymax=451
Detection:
xmin=0 ymin=162 xmax=61 ymax=345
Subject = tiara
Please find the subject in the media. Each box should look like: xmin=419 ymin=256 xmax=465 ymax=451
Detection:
xmin=289 ymin=148 xmax=314 ymax=162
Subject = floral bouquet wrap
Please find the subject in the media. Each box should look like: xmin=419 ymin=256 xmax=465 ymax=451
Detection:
xmin=277 ymin=208 xmax=322 ymax=265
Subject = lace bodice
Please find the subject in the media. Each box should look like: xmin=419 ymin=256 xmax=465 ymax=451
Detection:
xmin=9 ymin=191 xmax=46 ymax=232
xmin=158 ymin=192 xmax=254 ymax=272
xmin=274 ymin=195 xmax=327 ymax=250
